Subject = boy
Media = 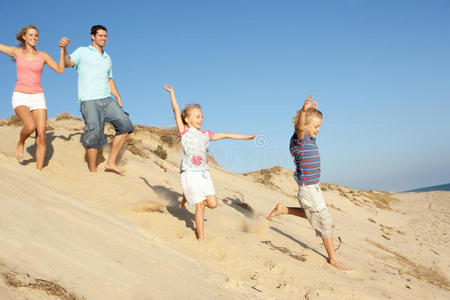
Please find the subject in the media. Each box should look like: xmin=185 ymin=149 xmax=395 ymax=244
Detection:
xmin=267 ymin=94 xmax=350 ymax=270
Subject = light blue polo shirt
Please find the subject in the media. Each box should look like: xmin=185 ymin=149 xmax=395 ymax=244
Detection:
xmin=70 ymin=45 xmax=113 ymax=102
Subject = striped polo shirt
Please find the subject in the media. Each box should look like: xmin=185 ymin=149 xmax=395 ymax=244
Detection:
xmin=290 ymin=131 xmax=321 ymax=186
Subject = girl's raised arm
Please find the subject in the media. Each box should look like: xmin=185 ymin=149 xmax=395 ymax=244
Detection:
xmin=164 ymin=84 xmax=185 ymax=134
xmin=0 ymin=43 xmax=19 ymax=58
xmin=211 ymin=132 xmax=257 ymax=141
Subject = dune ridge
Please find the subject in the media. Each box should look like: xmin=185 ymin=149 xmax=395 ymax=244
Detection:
xmin=0 ymin=116 xmax=449 ymax=299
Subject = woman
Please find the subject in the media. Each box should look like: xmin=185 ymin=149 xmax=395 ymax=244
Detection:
xmin=0 ymin=25 xmax=68 ymax=170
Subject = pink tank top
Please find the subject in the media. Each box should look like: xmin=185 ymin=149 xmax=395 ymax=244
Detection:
xmin=14 ymin=49 xmax=44 ymax=94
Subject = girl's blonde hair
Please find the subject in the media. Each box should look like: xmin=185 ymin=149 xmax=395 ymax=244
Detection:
xmin=292 ymin=107 xmax=323 ymax=127
xmin=16 ymin=25 xmax=38 ymax=48
xmin=181 ymin=104 xmax=202 ymax=125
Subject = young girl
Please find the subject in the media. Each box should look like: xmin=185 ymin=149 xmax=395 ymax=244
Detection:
xmin=164 ymin=84 xmax=257 ymax=240
xmin=0 ymin=25 xmax=67 ymax=169
xmin=267 ymin=94 xmax=350 ymax=270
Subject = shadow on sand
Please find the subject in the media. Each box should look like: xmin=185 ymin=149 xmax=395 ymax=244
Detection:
xmin=22 ymin=132 xmax=82 ymax=168
xmin=222 ymin=195 xmax=255 ymax=218
xmin=270 ymin=226 xmax=327 ymax=260
xmin=139 ymin=177 xmax=196 ymax=232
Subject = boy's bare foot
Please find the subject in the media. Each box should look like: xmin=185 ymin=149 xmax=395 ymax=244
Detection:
xmin=104 ymin=162 xmax=126 ymax=174
xmin=179 ymin=196 xmax=187 ymax=208
xmin=267 ymin=203 xmax=288 ymax=220
xmin=329 ymin=259 xmax=352 ymax=270
xmin=15 ymin=142 xmax=24 ymax=162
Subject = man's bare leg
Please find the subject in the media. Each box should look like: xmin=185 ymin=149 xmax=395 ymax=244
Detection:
xmin=105 ymin=132 xmax=128 ymax=174
xmin=322 ymin=236 xmax=351 ymax=270
xmin=87 ymin=148 xmax=98 ymax=172
xmin=267 ymin=203 xmax=306 ymax=220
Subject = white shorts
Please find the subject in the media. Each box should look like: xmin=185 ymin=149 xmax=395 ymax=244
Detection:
xmin=297 ymin=184 xmax=327 ymax=211
xmin=12 ymin=91 xmax=47 ymax=111
xmin=180 ymin=170 xmax=216 ymax=205
xmin=298 ymin=184 xmax=333 ymax=237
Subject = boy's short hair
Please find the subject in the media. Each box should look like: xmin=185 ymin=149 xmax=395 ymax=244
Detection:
xmin=91 ymin=25 xmax=107 ymax=36
xmin=292 ymin=108 xmax=323 ymax=127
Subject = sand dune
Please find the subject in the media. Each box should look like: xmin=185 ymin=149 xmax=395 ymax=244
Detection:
xmin=0 ymin=116 xmax=449 ymax=299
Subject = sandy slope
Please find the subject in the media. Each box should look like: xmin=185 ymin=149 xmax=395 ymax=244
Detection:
xmin=0 ymin=117 xmax=449 ymax=299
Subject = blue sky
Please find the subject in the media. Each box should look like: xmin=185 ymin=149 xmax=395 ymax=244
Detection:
xmin=1 ymin=0 xmax=449 ymax=191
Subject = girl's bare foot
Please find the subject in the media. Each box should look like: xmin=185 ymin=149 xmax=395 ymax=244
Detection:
xmin=104 ymin=162 xmax=126 ymax=174
xmin=267 ymin=203 xmax=288 ymax=220
xmin=15 ymin=142 xmax=24 ymax=162
xmin=179 ymin=196 xmax=187 ymax=208
xmin=329 ymin=259 xmax=352 ymax=270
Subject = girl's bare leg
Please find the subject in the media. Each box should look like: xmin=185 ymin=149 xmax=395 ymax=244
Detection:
xmin=14 ymin=106 xmax=36 ymax=161
xmin=31 ymin=109 xmax=47 ymax=170
xmin=179 ymin=195 xmax=187 ymax=208
xmin=267 ymin=203 xmax=306 ymax=220
xmin=204 ymin=194 xmax=218 ymax=209
xmin=194 ymin=195 xmax=217 ymax=239
xmin=195 ymin=201 xmax=206 ymax=239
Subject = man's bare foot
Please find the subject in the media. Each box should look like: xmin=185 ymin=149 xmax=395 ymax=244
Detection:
xmin=15 ymin=142 xmax=24 ymax=162
xmin=179 ymin=196 xmax=187 ymax=208
xmin=104 ymin=162 xmax=126 ymax=174
xmin=329 ymin=259 xmax=352 ymax=270
xmin=267 ymin=203 xmax=288 ymax=220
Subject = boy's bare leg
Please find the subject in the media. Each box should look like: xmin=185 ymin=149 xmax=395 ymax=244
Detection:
xmin=105 ymin=132 xmax=128 ymax=174
xmin=179 ymin=195 xmax=187 ymax=208
xmin=267 ymin=203 xmax=306 ymax=220
xmin=87 ymin=148 xmax=98 ymax=172
xmin=14 ymin=106 xmax=36 ymax=161
xmin=322 ymin=236 xmax=351 ymax=270
xmin=195 ymin=201 xmax=206 ymax=239
xmin=32 ymin=109 xmax=47 ymax=170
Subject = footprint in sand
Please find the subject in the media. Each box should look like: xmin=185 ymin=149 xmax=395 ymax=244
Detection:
xmin=130 ymin=203 xmax=165 ymax=213
xmin=261 ymin=240 xmax=307 ymax=262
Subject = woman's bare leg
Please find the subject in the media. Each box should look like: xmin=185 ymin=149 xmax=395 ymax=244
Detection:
xmin=14 ymin=106 xmax=36 ymax=161
xmin=31 ymin=109 xmax=47 ymax=170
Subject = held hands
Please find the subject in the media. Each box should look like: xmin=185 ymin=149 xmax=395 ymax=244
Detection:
xmin=164 ymin=84 xmax=175 ymax=94
xmin=246 ymin=133 xmax=258 ymax=140
xmin=59 ymin=37 xmax=70 ymax=48
xmin=301 ymin=94 xmax=318 ymax=112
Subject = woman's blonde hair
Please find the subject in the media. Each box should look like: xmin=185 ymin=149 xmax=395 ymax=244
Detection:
xmin=181 ymin=104 xmax=202 ymax=125
xmin=16 ymin=25 xmax=38 ymax=48
xmin=292 ymin=107 xmax=323 ymax=127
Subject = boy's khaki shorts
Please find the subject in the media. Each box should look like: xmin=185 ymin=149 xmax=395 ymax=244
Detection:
xmin=298 ymin=184 xmax=333 ymax=238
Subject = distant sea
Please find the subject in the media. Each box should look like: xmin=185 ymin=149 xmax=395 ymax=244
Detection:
xmin=402 ymin=183 xmax=450 ymax=193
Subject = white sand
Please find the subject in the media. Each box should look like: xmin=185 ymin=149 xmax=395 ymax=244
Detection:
xmin=0 ymin=117 xmax=448 ymax=299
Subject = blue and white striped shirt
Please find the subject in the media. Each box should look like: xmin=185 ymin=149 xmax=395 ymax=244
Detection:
xmin=290 ymin=131 xmax=321 ymax=186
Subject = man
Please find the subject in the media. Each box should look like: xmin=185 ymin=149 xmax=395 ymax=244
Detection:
xmin=61 ymin=25 xmax=133 ymax=173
